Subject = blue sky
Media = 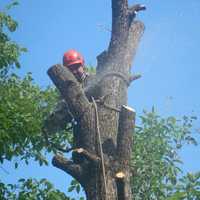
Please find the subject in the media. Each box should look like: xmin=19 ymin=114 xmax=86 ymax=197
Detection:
xmin=1 ymin=0 xmax=200 ymax=197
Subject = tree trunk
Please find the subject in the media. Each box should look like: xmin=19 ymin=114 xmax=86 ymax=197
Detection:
xmin=47 ymin=1 xmax=145 ymax=199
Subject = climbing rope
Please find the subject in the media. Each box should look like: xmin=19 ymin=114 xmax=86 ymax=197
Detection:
xmin=92 ymin=97 xmax=108 ymax=200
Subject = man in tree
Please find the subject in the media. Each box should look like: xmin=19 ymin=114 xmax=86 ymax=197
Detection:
xmin=43 ymin=49 xmax=90 ymax=137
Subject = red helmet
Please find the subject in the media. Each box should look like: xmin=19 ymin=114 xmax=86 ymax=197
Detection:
xmin=63 ymin=49 xmax=84 ymax=68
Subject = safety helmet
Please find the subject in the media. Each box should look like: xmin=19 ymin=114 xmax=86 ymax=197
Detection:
xmin=63 ymin=49 xmax=84 ymax=68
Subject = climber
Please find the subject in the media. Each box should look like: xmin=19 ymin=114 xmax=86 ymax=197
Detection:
xmin=63 ymin=49 xmax=87 ymax=83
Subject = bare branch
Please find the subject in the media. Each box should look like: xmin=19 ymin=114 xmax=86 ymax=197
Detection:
xmin=52 ymin=154 xmax=83 ymax=183
xmin=129 ymin=4 xmax=146 ymax=18
xmin=47 ymin=64 xmax=91 ymax=121
xmin=129 ymin=73 xmax=142 ymax=84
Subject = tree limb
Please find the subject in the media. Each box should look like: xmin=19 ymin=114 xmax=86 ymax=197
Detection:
xmin=129 ymin=73 xmax=142 ymax=84
xmin=128 ymin=4 xmax=146 ymax=22
xmin=73 ymin=148 xmax=101 ymax=165
xmin=52 ymin=154 xmax=84 ymax=183
xmin=47 ymin=64 xmax=91 ymax=121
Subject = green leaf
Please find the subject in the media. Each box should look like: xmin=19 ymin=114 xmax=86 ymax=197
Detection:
xmin=76 ymin=184 xmax=80 ymax=193
xmin=18 ymin=178 xmax=25 ymax=182
xmin=14 ymin=162 xmax=18 ymax=169
xmin=68 ymin=185 xmax=75 ymax=192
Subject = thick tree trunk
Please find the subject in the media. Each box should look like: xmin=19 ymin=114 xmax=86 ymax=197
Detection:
xmin=47 ymin=1 xmax=145 ymax=199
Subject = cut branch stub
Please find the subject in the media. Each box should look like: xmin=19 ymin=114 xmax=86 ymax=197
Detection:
xmin=129 ymin=73 xmax=142 ymax=84
xmin=115 ymin=171 xmax=125 ymax=179
xmin=115 ymin=171 xmax=126 ymax=200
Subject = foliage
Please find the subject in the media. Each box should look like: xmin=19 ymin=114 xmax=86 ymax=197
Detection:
xmin=132 ymin=108 xmax=199 ymax=200
xmin=0 ymin=2 xmax=78 ymax=200
xmin=0 ymin=1 xmax=71 ymax=166
xmin=0 ymin=0 xmax=27 ymax=77
xmin=167 ymin=172 xmax=200 ymax=200
xmin=0 ymin=178 xmax=85 ymax=200
xmin=0 ymin=178 xmax=71 ymax=200
xmin=67 ymin=179 xmax=85 ymax=200
xmin=0 ymin=73 xmax=61 ymax=165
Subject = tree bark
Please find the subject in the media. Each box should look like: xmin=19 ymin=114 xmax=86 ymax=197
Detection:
xmin=47 ymin=1 xmax=145 ymax=199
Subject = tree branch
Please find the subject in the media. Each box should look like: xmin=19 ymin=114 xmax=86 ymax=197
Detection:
xmin=52 ymin=154 xmax=84 ymax=183
xmin=47 ymin=64 xmax=91 ymax=121
xmin=129 ymin=73 xmax=142 ymax=84
xmin=73 ymin=148 xmax=101 ymax=166
xmin=128 ymin=4 xmax=146 ymax=22
xmin=117 ymin=105 xmax=135 ymax=165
